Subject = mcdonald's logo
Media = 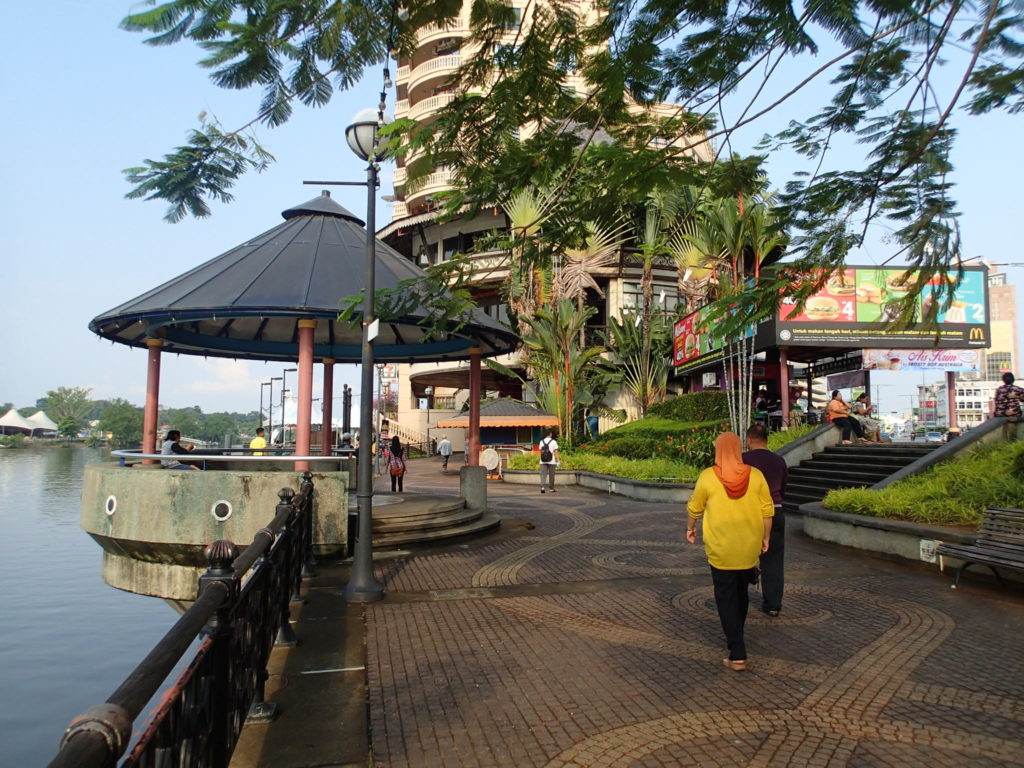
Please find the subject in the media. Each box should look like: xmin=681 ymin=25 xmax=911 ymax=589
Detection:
xmin=969 ymin=327 xmax=986 ymax=341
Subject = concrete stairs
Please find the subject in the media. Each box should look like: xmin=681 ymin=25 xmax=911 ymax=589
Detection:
xmin=783 ymin=443 xmax=940 ymax=512
xmin=368 ymin=493 xmax=500 ymax=547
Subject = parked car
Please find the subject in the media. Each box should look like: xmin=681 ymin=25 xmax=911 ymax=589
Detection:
xmin=925 ymin=431 xmax=944 ymax=443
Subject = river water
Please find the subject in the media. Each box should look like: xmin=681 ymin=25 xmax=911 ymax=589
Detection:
xmin=0 ymin=444 xmax=174 ymax=765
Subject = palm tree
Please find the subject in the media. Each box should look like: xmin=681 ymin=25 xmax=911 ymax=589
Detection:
xmin=502 ymin=187 xmax=556 ymax=334
xmin=485 ymin=299 xmax=611 ymax=445
xmin=604 ymin=310 xmax=672 ymax=418
xmin=553 ymin=219 xmax=629 ymax=344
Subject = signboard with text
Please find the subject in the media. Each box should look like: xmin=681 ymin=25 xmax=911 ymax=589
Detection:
xmin=777 ymin=265 xmax=989 ymax=348
xmin=862 ymin=348 xmax=982 ymax=372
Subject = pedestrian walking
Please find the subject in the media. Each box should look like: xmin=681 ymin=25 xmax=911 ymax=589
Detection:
xmin=437 ymin=434 xmax=453 ymax=472
xmin=686 ymin=432 xmax=774 ymax=671
xmin=742 ymin=424 xmax=788 ymax=617
xmin=991 ymin=372 xmax=1024 ymax=418
xmin=388 ymin=435 xmax=407 ymax=493
xmin=538 ymin=430 xmax=559 ymax=493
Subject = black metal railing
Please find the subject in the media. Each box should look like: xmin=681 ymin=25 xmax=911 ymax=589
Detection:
xmin=47 ymin=473 xmax=317 ymax=768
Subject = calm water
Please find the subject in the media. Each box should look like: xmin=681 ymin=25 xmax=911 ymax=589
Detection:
xmin=0 ymin=444 xmax=174 ymax=765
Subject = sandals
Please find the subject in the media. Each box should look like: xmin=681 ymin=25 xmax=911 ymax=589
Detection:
xmin=841 ymin=440 xmax=853 ymax=445
xmin=723 ymin=658 xmax=747 ymax=672
xmin=858 ymin=438 xmax=871 ymax=444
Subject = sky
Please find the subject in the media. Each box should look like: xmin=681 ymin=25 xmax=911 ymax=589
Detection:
xmin=2 ymin=3 xmax=1021 ymax=420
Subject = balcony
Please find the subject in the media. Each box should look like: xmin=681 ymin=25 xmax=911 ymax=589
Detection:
xmin=404 ymin=168 xmax=456 ymax=207
xmin=408 ymin=55 xmax=461 ymax=93
xmin=394 ymin=98 xmax=410 ymax=117
xmin=408 ymin=93 xmax=456 ymax=122
xmin=415 ymin=21 xmax=465 ymax=48
xmin=396 ymin=64 xmax=410 ymax=82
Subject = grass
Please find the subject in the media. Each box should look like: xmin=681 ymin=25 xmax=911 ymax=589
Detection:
xmin=823 ymin=440 xmax=1024 ymax=526
xmin=507 ymin=452 xmax=701 ymax=482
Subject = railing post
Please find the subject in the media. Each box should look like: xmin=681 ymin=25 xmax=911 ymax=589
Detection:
xmin=301 ymin=471 xmax=317 ymax=578
xmin=198 ymin=539 xmax=239 ymax=768
xmin=274 ymin=488 xmax=299 ymax=649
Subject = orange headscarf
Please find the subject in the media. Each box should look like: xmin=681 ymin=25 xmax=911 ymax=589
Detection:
xmin=712 ymin=431 xmax=751 ymax=499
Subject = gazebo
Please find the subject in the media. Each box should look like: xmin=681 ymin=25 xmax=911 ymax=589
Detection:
xmin=90 ymin=190 xmax=519 ymax=465
xmin=0 ymin=408 xmax=35 ymax=435
xmin=436 ymin=398 xmax=559 ymax=450
xmin=26 ymin=410 xmax=59 ymax=435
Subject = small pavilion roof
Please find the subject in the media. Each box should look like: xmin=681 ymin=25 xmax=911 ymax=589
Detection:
xmin=25 ymin=411 xmax=59 ymax=431
xmin=89 ymin=191 xmax=519 ymax=364
xmin=436 ymin=398 xmax=558 ymax=428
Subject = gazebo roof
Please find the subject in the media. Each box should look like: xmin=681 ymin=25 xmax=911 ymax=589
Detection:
xmin=25 ymin=411 xmax=58 ymax=431
xmin=436 ymin=398 xmax=558 ymax=428
xmin=89 ymin=191 xmax=519 ymax=363
xmin=0 ymin=409 xmax=36 ymax=431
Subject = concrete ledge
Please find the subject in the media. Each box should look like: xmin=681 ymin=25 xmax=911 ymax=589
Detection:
xmin=799 ymin=500 xmax=975 ymax=566
xmin=503 ymin=469 xmax=694 ymax=503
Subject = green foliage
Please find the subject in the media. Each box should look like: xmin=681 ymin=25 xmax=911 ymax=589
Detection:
xmin=100 ymin=398 xmax=144 ymax=447
xmin=767 ymin=424 xmax=816 ymax=451
xmin=647 ymin=392 xmax=731 ymax=423
xmin=0 ymin=433 xmax=26 ymax=449
xmin=824 ymin=441 xmax=1024 ymax=525
xmin=43 ymin=386 xmax=93 ymax=437
xmin=507 ymin=451 xmax=699 ymax=483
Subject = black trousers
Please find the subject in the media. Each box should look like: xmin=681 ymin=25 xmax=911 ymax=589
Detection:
xmin=760 ymin=510 xmax=785 ymax=612
xmin=710 ymin=566 xmax=755 ymax=661
xmin=834 ymin=416 xmax=864 ymax=441
xmin=390 ymin=473 xmax=404 ymax=492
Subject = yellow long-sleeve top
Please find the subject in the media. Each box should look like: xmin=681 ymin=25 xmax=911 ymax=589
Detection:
xmin=687 ymin=467 xmax=774 ymax=570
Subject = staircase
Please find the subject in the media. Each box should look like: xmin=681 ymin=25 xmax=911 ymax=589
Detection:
xmin=783 ymin=443 xmax=940 ymax=512
xmin=366 ymin=493 xmax=500 ymax=547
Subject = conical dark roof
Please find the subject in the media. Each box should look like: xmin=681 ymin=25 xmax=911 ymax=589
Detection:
xmin=90 ymin=191 xmax=519 ymax=363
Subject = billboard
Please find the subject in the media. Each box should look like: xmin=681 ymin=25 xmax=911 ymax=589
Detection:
xmin=671 ymin=305 xmax=763 ymax=372
xmin=862 ymin=348 xmax=982 ymax=372
xmin=776 ymin=265 xmax=989 ymax=348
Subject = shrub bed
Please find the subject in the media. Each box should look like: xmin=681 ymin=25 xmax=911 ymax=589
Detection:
xmin=647 ymin=391 xmax=730 ymax=422
xmin=507 ymin=452 xmax=700 ymax=483
xmin=823 ymin=441 xmax=1024 ymax=526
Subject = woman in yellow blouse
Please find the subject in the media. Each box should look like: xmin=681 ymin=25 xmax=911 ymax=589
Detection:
xmin=687 ymin=432 xmax=774 ymax=671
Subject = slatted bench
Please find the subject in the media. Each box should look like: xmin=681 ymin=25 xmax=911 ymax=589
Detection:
xmin=936 ymin=507 xmax=1024 ymax=588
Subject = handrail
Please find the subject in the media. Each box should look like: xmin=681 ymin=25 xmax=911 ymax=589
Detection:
xmin=47 ymin=475 xmax=316 ymax=768
xmin=110 ymin=449 xmax=355 ymax=469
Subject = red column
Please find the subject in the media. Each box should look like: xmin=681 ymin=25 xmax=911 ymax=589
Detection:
xmin=468 ymin=347 xmax=481 ymax=466
xmin=779 ymin=346 xmax=790 ymax=428
xmin=321 ymin=358 xmax=335 ymax=456
xmin=295 ymin=319 xmax=316 ymax=471
xmin=142 ymin=338 xmax=163 ymax=463
xmin=946 ymin=370 xmax=958 ymax=432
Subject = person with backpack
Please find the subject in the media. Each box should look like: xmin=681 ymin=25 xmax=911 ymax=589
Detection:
xmin=388 ymin=435 xmax=407 ymax=493
xmin=538 ymin=429 xmax=559 ymax=494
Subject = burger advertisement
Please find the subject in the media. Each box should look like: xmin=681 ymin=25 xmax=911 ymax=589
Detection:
xmin=776 ymin=265 xmax=989 ymax=349
xmin=672 ymin=308 xmax=712 ymax=367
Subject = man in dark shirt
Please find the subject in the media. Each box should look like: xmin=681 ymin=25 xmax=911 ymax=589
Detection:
xmin=743 ymin=424 xmax=788 ymax=616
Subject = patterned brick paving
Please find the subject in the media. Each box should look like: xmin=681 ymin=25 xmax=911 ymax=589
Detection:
xmin=366 ymin=462 xmax=1024 ymax=767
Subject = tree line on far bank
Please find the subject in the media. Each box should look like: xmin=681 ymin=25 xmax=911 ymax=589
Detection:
xmin=1 ymin=386 xmax=260 ymax=447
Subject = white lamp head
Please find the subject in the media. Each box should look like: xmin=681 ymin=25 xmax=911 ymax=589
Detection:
xmin=346 ymin=108 xmax=394 ymax=161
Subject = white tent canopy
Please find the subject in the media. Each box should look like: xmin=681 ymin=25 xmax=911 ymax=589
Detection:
xmin=0 ymin=408 xmax=36 ymax=433
xmin=26 ymin=411 xmax=59 ymax=432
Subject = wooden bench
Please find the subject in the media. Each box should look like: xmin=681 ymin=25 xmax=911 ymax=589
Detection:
xmin=936 ymin=507 xmax=1024 ymax=588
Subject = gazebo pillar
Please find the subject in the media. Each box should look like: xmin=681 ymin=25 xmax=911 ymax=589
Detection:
xmin=295 ymin=319 xmax=316 ymax=471
xmin=321 ymin=358 xmax=335 ymax=456
xmin=779 ymin=347 xmax=790 ymax=429
xmin=468 ymin=347 xmax=482 ymax=466
xmin=142 ymin=338 xmax=163 ymax=464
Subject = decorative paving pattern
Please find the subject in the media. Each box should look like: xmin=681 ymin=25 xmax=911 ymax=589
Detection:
xmin=367 ymin=473 xmax=1024 ymax=768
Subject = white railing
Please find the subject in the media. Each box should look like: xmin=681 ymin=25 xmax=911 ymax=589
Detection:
xmin=408 ymin=55 xmax=461 ymax=90
xmin=409 ymin=93 xmax=455 ymax=122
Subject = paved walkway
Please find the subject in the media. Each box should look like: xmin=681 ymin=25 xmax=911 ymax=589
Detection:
xmin=239 ymin=456 xmax=1024 ymax=767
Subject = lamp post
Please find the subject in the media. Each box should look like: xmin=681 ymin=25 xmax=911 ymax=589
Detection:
xmin=281 ymin=367 xmax=297 ymax=447
xmin=268 ymin=377 xmax=282 ymax=443
xmin=344 ymin=108 xmax=387 ymax=603
xmin=260 ymin=381 xmax=272 ymax=427
xmin=424 ymin=386 xmax=434 ymax=455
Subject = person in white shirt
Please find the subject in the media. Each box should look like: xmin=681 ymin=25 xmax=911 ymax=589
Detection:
xmin=437 ymin=435 xmax=453 ymax=471
xmin=538 ymin=429 xmax=560 ymax=493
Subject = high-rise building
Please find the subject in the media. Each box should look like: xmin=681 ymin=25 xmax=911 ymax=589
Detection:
xmin=985 ymin=268 xmax=1018 ymax=378
xmin=377 ymin=2 xmax=712 ymax=450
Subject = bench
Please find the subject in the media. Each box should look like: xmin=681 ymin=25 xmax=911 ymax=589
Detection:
xmin=936 ymin=507 xmax=1024 ymax=588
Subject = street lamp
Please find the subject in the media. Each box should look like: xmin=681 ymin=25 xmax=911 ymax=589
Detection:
xmin=268 ymin=377 xmax=282 ymax=443
xmin=281 ymin=367 xmax=297 ymax=446
xmin=424 ymin=386 xmax=434 ymax=455
xmin=344 ymin=107 xmax=388 ymax=603
xmin=279 ymin=390 xmax=290 ymax=445
xmin=260 ymin=381 xmax=272 ymax=427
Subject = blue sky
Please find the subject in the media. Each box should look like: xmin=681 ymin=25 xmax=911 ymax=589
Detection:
xmin=2 ymin=3 xmax=1021 ymax=419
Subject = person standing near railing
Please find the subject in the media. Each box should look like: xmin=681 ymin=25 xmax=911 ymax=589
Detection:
xmin=162 ymin=430 xmax=200 ymax=470
xmin=388 ymin=435 xmax=407 ymax=493
xmin=249 ymin=427 xmax=267 ymax=456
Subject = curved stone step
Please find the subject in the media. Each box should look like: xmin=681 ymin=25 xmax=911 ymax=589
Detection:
xmin=374 ymin=506 xmax=484 ymax=534
xmin=373 ymin=513 xmax=501 ymax=547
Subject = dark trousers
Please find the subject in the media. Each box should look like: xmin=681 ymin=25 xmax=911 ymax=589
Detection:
xmin=390 ymin=473 xmax=404 ymax=492
xmin=760 ymin=510 xmax=785 ymax=612
xmin=710 ymin=566 xmax=754 ymax=661
xmin=834 ymin=416 xmax=864 ymax=441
